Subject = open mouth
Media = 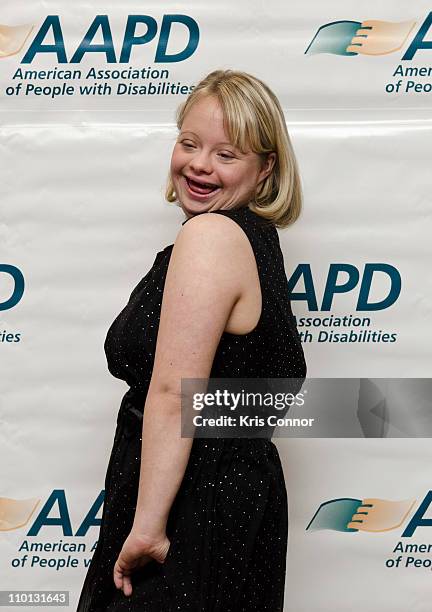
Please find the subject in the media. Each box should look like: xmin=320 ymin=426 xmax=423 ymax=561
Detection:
xmin=185 ymin=176 xmax=221 ymax=196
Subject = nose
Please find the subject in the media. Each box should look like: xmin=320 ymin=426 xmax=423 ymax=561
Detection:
xmin=189 ymin=148 xmax=213 ymax=174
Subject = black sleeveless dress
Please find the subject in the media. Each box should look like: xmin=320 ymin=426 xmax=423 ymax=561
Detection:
xmin=76 ymin=206 xmax=306 ymax=612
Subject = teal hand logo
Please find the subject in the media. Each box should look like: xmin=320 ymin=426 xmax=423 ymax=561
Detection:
xmin=307 ymin=497 xmax=416 ymax=533
xmin=305 ymin=19 xmax=417 ymax=56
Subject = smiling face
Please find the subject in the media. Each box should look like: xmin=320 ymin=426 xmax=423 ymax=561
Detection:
xmin=170 ymin=95 xmax=274 ymax=218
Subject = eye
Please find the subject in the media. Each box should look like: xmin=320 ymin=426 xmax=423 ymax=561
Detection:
xmin=219 ymin=152 xmax=234 ymax=160
xmin=180 ymin=140 xmax=195 ymax=149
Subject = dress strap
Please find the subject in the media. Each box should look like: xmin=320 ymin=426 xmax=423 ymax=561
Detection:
xmin=208 ymin=207 xmax=278 ymax=333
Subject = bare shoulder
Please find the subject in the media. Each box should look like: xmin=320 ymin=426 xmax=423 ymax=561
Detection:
xmin=150 ymin=213 xmax=251 ymax=389
xmin=173 ymin=212 xmax=253 ymax=267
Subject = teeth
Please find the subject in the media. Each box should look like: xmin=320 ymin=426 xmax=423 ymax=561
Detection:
xmin=188 ymin=177 xmax=218 ymax=188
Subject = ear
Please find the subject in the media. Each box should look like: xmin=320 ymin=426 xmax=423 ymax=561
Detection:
xmin=258 ymin=152 xmax=276 ymax=184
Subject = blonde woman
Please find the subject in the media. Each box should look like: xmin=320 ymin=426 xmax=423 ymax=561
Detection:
xmin=77 ymin=69 xmax=306 ymax=611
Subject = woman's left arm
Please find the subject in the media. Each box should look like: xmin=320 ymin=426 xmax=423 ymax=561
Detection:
xmin=113 ymin=212 xmax=249 ymax=595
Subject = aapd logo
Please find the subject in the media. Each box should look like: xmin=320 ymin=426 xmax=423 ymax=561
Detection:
xmin=0 ymin=264 xmax=24 ymax=311
xmin=0 ymin=490 xmax=103 ymax=535
xmin=305 ymin=14 xmax=432 ymax=60
xmin=307 ymin=491 xmax=432 ymax=537
xmin=0 ymin=15 xmax=199 ymax=64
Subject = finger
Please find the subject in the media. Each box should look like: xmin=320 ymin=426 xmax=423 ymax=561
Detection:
xmin=123 ymin=575 xmax=133 ymax=597
xmin=350 ymin=36 xmax=366 ymax=45
xmin=113 ymin=562 xmax=124 ymax=589
xmin=347 ymin=520 xmax=361 ymax=529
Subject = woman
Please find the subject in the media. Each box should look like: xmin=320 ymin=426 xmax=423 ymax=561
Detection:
xmin=77 ymin=69 xmax=306 ymax=611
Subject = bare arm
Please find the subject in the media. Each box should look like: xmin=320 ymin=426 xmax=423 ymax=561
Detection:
xmin=131 ymin=212 xmax=249 ymax=538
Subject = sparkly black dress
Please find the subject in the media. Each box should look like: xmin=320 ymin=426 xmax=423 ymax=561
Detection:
xmin=76 ymin=206 xmax=306 ymax=612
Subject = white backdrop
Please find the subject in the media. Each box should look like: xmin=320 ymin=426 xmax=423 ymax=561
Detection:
xmin=1 ymin=1 xmax=432 ymax=610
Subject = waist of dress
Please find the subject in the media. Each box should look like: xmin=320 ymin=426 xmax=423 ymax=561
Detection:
xmin=116 ymin=386 xmax=282 ymax=449
xmin=116 ymin=386 xmax=147 ymax=437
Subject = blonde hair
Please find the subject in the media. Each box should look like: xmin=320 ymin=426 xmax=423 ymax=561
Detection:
xmin=165 ymin=69 xmax=302 ymax=228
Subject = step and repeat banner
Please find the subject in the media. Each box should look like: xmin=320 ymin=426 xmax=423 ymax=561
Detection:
xmin=1 ymin=1 xmax=432 ymax=610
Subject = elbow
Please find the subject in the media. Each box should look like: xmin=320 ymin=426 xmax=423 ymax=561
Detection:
xmin=149 ymin=378 xmax=182 ymax=399
xmin=146 ymin=382 xmax=183 ymax=415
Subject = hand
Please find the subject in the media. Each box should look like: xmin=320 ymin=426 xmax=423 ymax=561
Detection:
xmin=113 ymin=530 xmax=171 ymax=596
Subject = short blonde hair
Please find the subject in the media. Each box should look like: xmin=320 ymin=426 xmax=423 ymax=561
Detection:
xmin=165 ymin=69 xmax=302 ymax=228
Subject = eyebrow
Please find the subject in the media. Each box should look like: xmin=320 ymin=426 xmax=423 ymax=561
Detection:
xmin=179 ymin=131 xmax=234 ymax=147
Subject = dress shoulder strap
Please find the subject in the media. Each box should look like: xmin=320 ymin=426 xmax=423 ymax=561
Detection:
xmin=207 ymin=207 xmax=281 ymax=331
xmin=207 ymin=206 xmax=278 ymax=256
